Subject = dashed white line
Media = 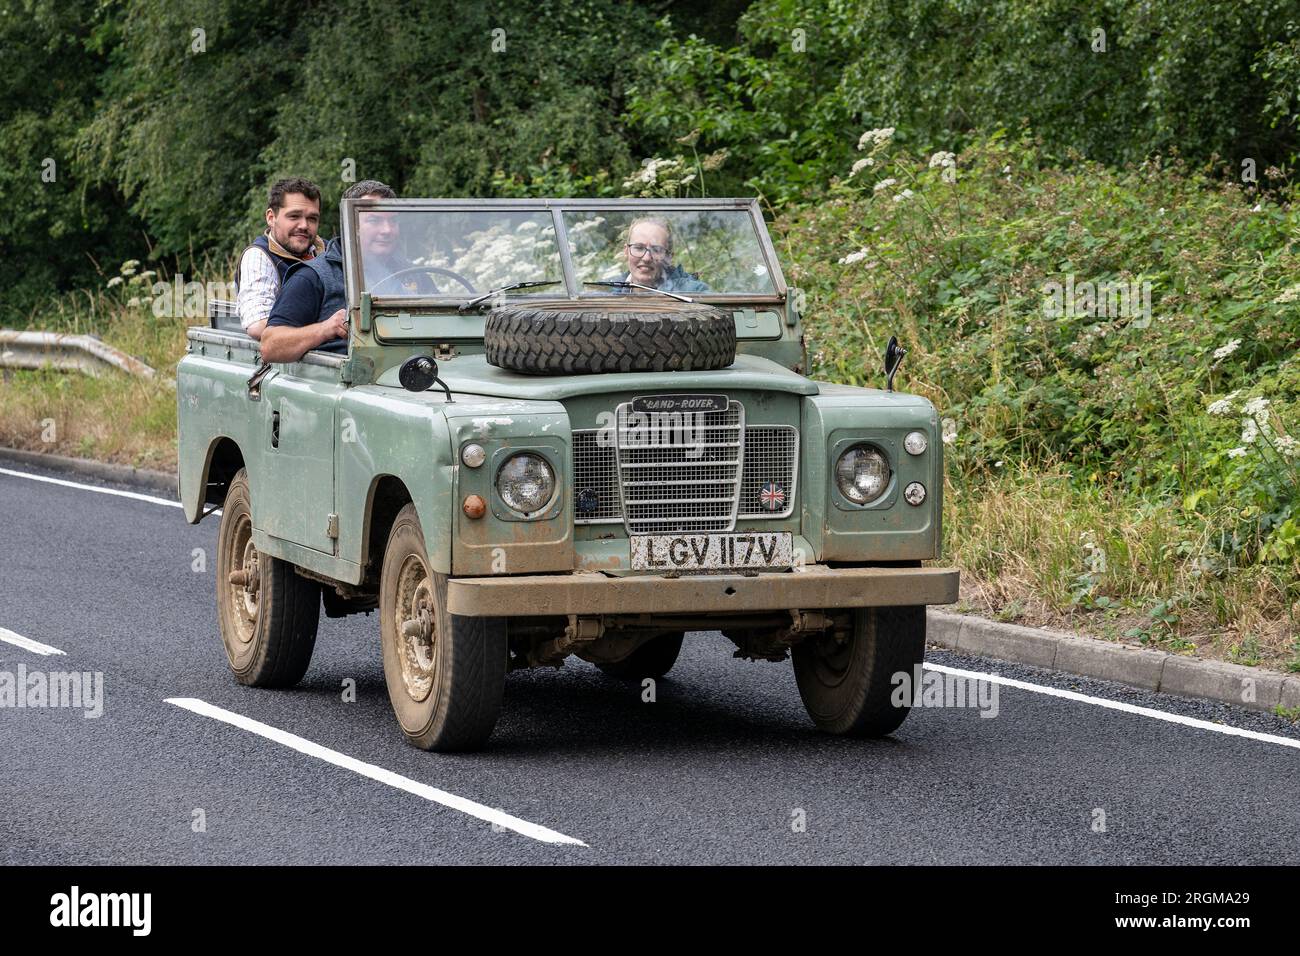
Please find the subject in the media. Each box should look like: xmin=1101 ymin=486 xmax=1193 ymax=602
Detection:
xmin=0 ymin=627 xmax=66 ymax=657
xmin=0 ymin=466 xmax=182 ymax=509
xmin=165 ymin=697 xmax=587 ymax=847
xmin=926 ymin=662 xmax=1300 ymax=752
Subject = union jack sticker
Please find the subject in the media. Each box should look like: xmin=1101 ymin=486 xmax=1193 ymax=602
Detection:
xmin=759 ymin=481 xmax=786 ymax=511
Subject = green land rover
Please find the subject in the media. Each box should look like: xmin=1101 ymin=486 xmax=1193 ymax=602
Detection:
xmin=178 ymin=198 xmax=958 ymax=751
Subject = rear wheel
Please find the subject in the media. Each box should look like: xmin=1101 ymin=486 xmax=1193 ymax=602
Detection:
xmin=792 ymin=606 xmax=925 ymax=737
xmin=379 ymin=504 xmax=507 ymax=752
xmin=215 ymin=468 xmax=321 ymax=687
xmin=596 ymin=632 xmax=685 ymax=680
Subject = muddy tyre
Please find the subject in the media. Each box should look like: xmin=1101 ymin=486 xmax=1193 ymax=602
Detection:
xmin=379 ymin=504 xmax=507 ymax=752
xmin=215 ymin=468 xmax=321 ymax=687
xmin=792 ymin=606 xmax=925 ymax=737
xmin=596 ymin=632 xmax=685 ymax=680
xmin=483 ymin=298 xmax=735 ymax=375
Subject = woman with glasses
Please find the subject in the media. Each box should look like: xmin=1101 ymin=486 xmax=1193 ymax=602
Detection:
xmin=607 ymin=217 xmax=711 ymax=293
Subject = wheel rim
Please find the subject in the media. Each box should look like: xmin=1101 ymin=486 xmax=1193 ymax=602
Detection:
xmin=393 ymin=552 xmax=436 ymax=703
xmin=226 ymin=512 xmax=259 ymax=645
xmin=807 ymin=629 xmax=854 ymax=689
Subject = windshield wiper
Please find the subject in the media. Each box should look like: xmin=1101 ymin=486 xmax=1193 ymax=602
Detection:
xmin=582 ymin=280 xmax=694 ymax=303
xmin=459 ymin=279 xmax=561 ymax=312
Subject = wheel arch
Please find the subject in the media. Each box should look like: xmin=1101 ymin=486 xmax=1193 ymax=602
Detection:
xmin=186 ymin=436 xmax=245 ymax=523
xmin=361 ymin=474 xmax=414 ymax=586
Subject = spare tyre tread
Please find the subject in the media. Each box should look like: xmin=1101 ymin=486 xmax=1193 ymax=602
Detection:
xmin=484 ymin=300 xmax=736 ymax=375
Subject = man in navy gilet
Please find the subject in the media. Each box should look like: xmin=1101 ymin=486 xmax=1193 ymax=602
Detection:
xmin=262 ymin=180 xmax=399 ymax=363
xmin=235 ymin=177 xmax=324 ymax=340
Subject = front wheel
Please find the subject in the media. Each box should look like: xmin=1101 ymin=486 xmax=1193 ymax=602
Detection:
xmin=792 ymin=606 xmax=925 ymax=737
xmin=215 ymin=468 xmax=321 ymax=687
xmin=379 ymin=504 xmax=507 ymax=752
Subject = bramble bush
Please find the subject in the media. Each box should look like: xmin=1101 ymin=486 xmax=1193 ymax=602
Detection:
xmin=769 ymin=130 xmax=1298 ymax=658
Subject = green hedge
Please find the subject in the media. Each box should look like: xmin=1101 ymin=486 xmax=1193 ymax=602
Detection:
xmin=779 ymin=131 xmax=1300 ymax=564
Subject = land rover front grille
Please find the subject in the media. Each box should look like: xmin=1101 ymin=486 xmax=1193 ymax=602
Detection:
xmin=571 ymin=411 xmax=798 ymax=530
xmin=616 ymin=400 xmax=744 ymax=533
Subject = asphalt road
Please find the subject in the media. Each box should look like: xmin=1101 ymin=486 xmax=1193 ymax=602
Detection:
xmin=2 ymin=462 xmax=1298 ymax=865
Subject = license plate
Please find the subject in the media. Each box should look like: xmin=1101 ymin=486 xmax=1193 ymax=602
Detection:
xmin=630 ymin=532 xmax=793 ymax=572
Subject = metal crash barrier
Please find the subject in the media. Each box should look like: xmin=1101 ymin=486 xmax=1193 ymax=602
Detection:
xmin=0 ymin=329 xmax=158 ymax=380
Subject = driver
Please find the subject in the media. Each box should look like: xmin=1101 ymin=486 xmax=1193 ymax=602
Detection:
xmin=603 ymin=217 xmax=710 ymax=293
xmin=356 ymin=193 xmax=441 ymax=296
xmin=263 ymin=180 xmax=430 ymax=363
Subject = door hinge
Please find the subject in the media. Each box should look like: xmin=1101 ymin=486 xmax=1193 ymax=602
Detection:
xmin=326 ymin=513 xmax=339 ymax=539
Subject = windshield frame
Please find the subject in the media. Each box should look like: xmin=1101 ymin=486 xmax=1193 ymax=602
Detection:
xmin=341 ymin=198 xmax=787 ymax=312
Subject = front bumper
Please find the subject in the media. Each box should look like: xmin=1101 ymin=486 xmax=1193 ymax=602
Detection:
xmin=446 ymin=565 xmax=959 ymax=617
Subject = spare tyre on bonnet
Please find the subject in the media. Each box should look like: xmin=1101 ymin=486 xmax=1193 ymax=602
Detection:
xmin=483 ymin=297 xmax=736 ymax=375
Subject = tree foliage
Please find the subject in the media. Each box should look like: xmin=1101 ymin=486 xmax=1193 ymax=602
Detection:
xmin=783 ymin=132 xmax=1300 ymax=561
xmin=628 ymin=0 xmax=1300 ymax=203
xmin=1 ymin=0 xmax=680 ymax=322
xmin=0 ymin=2 xmax=139 ymax=317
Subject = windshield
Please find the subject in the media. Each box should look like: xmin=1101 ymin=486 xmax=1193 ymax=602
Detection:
xmin=356 ymin=209 xmax=561 ymax=297
xmin=564 ymin=209 xmax=775 ymax=296
xmin=350 ymin=203 xmax=780 ymax=300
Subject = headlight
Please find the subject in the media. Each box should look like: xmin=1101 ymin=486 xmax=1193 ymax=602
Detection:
xmin=835 ymin=444 xmax=890 ymax=504
xmin=495 ymin=453 xmax=556 ymax=516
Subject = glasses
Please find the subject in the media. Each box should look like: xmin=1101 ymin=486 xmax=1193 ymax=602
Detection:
xmin=626 ymin=242 xmax=668 ymax=259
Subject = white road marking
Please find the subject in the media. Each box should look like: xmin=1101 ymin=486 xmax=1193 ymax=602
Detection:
xmin=165 ymin=697 xmax=587 ymax=847
xmin=0 ymin=627 xmax=66 ymax=657
xmin=0 ymin=466 xmax=182 ymax=510
xmin=926 ymin=662 xmax=1300 ymax=752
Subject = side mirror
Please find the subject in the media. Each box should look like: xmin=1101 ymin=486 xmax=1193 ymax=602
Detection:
xmin=884 ymin=335 xmax=907 ymax=392
xmin=398 ymin=355 xmax=439 ymax=391
xmin=398 ymin=355 xmax=453 ymax=402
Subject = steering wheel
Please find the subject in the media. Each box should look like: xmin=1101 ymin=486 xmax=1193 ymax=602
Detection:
xmin=370 ymin=265 xmax=477 ymax=295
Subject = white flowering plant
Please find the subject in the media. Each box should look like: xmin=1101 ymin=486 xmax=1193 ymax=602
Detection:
xmin=619 ymin=144 xmax=729 ymax=199
xmin=829 ymin=129 xmax=967 ymax=285
xmin=1202 ymin=385 xmax=1300 ymax=563
xmin=102 ymin=258 xmax=159 ymax=311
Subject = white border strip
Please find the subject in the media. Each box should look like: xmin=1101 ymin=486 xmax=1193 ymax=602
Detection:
xmin=0 ymin=466 xmax=182 ymax=510
xmin=926 ymin=662 xmax=1300 ymax=751
xmin=165 ymin=697 xmax=587 ymax=847
xmin=0 ymin=627 xmax=66 ymax=657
